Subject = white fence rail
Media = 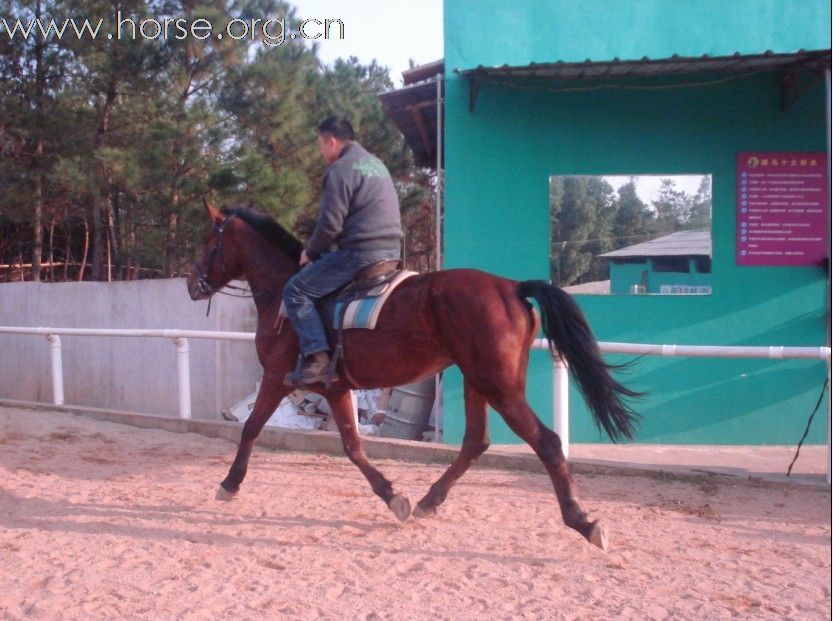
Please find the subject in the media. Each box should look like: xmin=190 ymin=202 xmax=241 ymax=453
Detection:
xmin=0 ymin=327 xmax=254 ymax=419
xmin=532 ymin=339 xmax=831 ymax=458
xmin=1 ymin=326 xmax=830 ymax=480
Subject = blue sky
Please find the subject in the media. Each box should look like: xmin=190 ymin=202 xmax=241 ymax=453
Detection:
xmin=292 ymin=0 xmax=443 ymax=85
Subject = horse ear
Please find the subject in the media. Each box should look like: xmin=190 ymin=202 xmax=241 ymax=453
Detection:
xmin=202 ymin=197 xmax=224 ymax=225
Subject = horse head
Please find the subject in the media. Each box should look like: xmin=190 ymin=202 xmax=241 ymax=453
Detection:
xmin=187 ymin=199 xmax=246 ymax=301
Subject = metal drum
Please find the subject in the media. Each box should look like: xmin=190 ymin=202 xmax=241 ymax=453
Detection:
xmin=379 ymin=376 xmax=436 ymax=440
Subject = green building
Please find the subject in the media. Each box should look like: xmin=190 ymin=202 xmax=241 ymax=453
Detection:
xmin=439 ymin=0 xmax=831 ymax=445
xmin=602 ymin=229 xmax=712 ymax=296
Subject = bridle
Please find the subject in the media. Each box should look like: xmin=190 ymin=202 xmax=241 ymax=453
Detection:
xmin=192 ymin=213 xmax=276 ymax=316
xmin=193 ymin=214 xmax=237 ymax=298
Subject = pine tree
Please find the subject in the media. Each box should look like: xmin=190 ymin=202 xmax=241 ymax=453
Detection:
xmin=612 ymin=181 xmax=655 ymax=249
xmin=217 ymin=30 xmax=321 ymax=230
xmin=652 ymin=178 xmax=687 ymax=234
xmin=583 ymin=177 xmax=616 ymax=283
xmin=687 ymin=175 xmax=712 ymax=231
xmin=0 ymin=0 xmax=74 ymax=280
xmin=550 ymin=177 xmax=598 ymax=286
xmin=0 ymin=0 xmax=433 ymax=281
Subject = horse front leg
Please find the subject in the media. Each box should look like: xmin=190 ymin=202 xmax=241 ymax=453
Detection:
xmin=218 ymin=370 xmax=290 ymax=499
xmin=326 ymin=390 xmax=411 ymax=522
xmin=413 ymin=378 xmax=489 ymax=517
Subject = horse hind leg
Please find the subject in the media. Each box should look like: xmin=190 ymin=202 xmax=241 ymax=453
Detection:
xmin=326 ymin=390 xmax=411 ymax=522
xmin=413 ymin=379 xmax=490 ymax=518
xmin=489 ymin=394 xmax=607 ymax=550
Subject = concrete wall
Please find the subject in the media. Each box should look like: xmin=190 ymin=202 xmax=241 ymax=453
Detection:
xmin=0 ymin=278 xmax=262 ymax=419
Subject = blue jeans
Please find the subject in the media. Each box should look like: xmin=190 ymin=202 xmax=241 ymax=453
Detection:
xmin=282 ymin=248 xmax=401 ymax=356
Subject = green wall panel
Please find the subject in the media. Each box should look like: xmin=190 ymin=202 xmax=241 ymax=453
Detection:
xmin=445 ymin=0 xmax=830 ymax=71
xmin=609 ymin=260 xmax=712 ymax=295
xmin=441 ymin=69 xmax=829 ymax=446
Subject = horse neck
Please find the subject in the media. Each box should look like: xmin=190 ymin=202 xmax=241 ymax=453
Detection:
xmin=234 ymin=230 xmax=297 ymax=313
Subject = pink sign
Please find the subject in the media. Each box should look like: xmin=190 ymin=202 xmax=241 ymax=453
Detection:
xmin=737 ymin=152 xmax=828 ymax=266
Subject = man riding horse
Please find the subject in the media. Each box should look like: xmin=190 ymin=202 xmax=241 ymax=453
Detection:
xmin=282 ymin=116 xmax=403 ymax=387
xmin=188 ymin=118 xmax=639 ymax=550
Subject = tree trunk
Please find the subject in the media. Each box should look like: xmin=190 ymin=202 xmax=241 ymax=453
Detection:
xmin=30 ymin=0 xmax=46 ymax=282
xmin=106 ymin=223 xmax=112 ymax=281
xmin=91 ymin=78 xmax=118 ymax=280
xmin=165 ymin=77 xmax=192 ymax=278
xmin=91 ymin=202 xmax=104 ymax=280
xmin=47 ymin=217 xmax=55 ymax=282
xmin=111 ymin=190 xmax=121 ymax=279
xmin=63 ymin=220 xmax=71 ymax=282
xmin=165 ymin=207 xmax=178 ymax=277
xmin=32 ymin=139 xmax=44 ymax=282
xmin=106 ymin=203 xmax=116 ymax=281
xmin=124 ymin=196 xmax=135 ymax=280
xmin=78 ymin=217 xmax=89 ymax=281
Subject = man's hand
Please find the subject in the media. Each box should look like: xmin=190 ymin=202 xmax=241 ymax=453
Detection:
xmin=299 ymin=249 xmax=312 ymax=267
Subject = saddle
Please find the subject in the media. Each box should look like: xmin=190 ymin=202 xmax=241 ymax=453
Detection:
xmin=330 ymin=261 xmax=416 ymax=330
xmin=281 ymin=259 xmax=417 ymax=387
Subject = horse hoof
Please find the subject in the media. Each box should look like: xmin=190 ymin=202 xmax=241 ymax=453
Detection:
xmin=388 ymin=494 xmax=411 ymax=522
xmin=216 ymin=486 xmax=238 ymax=501
xmin=412 ymin=503 xmax=436 ymax=519
xmin=588 ymin=521 xmax=608 ymax=551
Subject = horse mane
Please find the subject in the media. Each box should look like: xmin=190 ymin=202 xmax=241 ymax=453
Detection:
xmin=222 ymin=206 xmax=304 ymax=262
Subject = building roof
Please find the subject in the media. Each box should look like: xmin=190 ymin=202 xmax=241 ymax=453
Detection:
xmin=459 ymin=50 xmax=830 ymax=111
xmin=563 ymin=280 xmax=610 ymax=294
xmin=461 ymin=49 xmax=829 ymax=81
xmin=378 ymin=50 xmax=831 ymax=165
xmin=378 ymin=60 xmax=444 ymax=168
xmin=601 ymin=230 xmax=712 ymax=259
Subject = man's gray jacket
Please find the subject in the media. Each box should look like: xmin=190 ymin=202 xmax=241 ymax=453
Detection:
xmin=305 ymin=142 xmax=403 ymax=260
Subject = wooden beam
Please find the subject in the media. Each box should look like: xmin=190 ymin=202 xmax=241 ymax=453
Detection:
xmin=407 ymin=105 xmax=433 ymax=158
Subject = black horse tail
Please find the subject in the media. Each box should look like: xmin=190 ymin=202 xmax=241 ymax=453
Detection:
xmin=518 ymin=280 xmax=641 ymax=442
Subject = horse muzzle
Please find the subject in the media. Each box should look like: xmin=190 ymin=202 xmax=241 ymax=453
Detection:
xmin=186 ymin=273 xmax=211 ymax=301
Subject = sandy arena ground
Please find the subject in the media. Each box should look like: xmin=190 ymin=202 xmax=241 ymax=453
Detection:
xmin=1 ymin=408 xmax=830 ymax=620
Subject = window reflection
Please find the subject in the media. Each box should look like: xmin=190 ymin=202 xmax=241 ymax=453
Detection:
xmin=549 ymin=175 xmax=712 ymax=295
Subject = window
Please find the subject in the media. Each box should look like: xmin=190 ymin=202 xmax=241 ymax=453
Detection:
xmin=549 ymin=174 xmax=712 ymax=295
xmin=652 ymin=257 xmax=691 ymax=273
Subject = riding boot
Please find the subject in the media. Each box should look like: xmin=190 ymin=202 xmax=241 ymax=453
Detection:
xmin=284 ymin=351 xmax=332 ymax=387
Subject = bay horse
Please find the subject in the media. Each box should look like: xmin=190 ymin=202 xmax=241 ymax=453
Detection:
xmin=187 ymin=202 xmax=639 ymax=550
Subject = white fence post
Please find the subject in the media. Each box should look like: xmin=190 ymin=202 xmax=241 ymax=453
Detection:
xmin=45 ymin=334 xmax=64 ymax=405
xmin=827 ymin=358 xmax=833 ymax=485
xmin=827 ymin=383 xmax=833 ymax=485
xmin=552 ymin=357 xmax=570 ymax=459
xmin=173 ymin=337 xmax=191 ymax=420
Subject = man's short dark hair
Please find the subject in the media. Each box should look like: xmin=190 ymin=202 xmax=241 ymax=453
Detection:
xmin=318 ymin=116 xmax=355 ymax=141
